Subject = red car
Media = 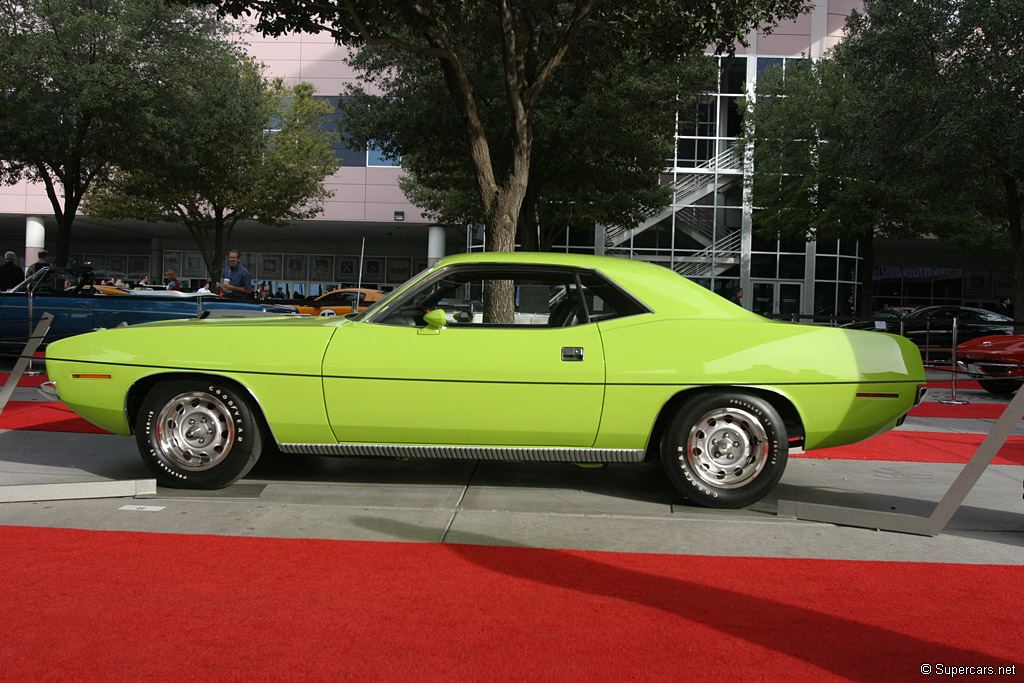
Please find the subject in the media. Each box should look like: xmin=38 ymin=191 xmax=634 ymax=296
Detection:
xmin=956 ymin=335 xmax=1024 ymax=394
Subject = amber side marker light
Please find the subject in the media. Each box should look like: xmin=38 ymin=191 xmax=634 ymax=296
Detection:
xmin=72 ymin=374 xmax=111 ymax=379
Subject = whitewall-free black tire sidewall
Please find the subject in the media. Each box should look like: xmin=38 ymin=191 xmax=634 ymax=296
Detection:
xmin=135 ymin=379 xmax=263 ymax=489
xmin=661 ymin=391 xmax=788 ymax=509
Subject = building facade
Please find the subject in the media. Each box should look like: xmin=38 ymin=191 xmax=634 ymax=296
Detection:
xmin=0 ymin=0 xmax=1013 ymax=309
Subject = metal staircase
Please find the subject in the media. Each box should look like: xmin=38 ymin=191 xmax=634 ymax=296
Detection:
xmin=603 ymin=146 xmax=743 ymax=278
xmin=673 ymin=228 xmax=742 ymax=278
xmin=604 ymin=147 xmax=742 ymax=249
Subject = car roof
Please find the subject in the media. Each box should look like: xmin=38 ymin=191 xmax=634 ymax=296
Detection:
xmin=433 ymin=252 xmax=762 ymax=320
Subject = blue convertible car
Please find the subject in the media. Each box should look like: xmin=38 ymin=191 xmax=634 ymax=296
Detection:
xmin=0 ymin=266 xmax=297 ymax=351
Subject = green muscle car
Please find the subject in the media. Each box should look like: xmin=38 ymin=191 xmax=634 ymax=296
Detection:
xmin=43 ymin=253 xmax=927 ymax=508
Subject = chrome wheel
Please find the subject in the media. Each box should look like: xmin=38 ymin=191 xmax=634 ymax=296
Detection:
xmin=153 ymin=391 xmax=235 ymax=472
xmin=683 ymin=406 xmax=769 ymax=489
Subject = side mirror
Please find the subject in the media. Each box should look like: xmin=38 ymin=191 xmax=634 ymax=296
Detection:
xmin=419 ymin=308 xmax=447 ymax=335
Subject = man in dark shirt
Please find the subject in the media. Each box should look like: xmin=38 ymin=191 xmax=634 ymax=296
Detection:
xmin=23 ymin=249 xmax=56 ymax=292
xmin=26 ymin=249 xmax=50 ymax=276
xmin=221 ymin=249 xmax=254 ymax=298
xmin=0 ymin=251 xmax=25 ymax=290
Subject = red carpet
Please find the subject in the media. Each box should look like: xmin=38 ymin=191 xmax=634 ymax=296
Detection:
xmin=801 ymin=431 xmax=1024 ymax=465
xmin=927 ymin=379 xmax=983 ymax=389
xmin=0 ymin=525 xmax=1020 ymax=682
xmin=0 ymin=400 xmax=109 ymax=433
xmin=910 ymin=402 xmax=1007 ymax=418
xmin=0 ymin=371 xmax=49 ymax=387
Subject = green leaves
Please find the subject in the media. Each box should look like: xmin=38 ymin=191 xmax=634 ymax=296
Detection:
xmin=0 ymin=0 xmax=229 ymax=263
xmin=743 ymin=0 xmax=1024 ymax=313
xmin=197 ymin=0 xmax=808 ymax=251
xmin=86 ymin=58 xmax=338 ymax=281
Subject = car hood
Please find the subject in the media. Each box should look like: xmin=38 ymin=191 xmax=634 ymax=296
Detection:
xmin=45 ymin=315 xmax=342 ymax=377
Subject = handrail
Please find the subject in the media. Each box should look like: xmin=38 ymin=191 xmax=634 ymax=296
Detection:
xmin=604 ymin=147 xmax=743 ymax=246
xmin=674 ymin=230 xmax=742 ymax=277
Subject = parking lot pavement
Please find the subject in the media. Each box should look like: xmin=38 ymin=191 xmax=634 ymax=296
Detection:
xmin=1 ymin=366 xmax=1022 ymax=563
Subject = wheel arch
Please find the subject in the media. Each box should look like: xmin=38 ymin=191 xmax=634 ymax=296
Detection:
xmin=126 ymin=371 xmax=277 ymax=446
xmin=643 ymin=385 xmax=805 ymax=462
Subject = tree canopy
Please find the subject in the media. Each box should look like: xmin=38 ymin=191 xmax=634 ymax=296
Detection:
xmin=341 ymin=43 xmax=714 ymax=252
xmin=0 ymin=0 xmax=227 ymax=266
xmin=196 ymin=0 xmax=809 ymax=320
xmin=85 ymin=59 xmax=338 ymax=284
xmin=742 ymin=0 xmax=1024 ymax=318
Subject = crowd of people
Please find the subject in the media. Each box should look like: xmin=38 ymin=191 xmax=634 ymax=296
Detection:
xmin=0 ymin=247 xmax=293 ymax=299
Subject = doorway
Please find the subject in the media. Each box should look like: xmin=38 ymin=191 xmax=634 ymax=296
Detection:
xmin=751 ymin=281 xmax=802 ymax=316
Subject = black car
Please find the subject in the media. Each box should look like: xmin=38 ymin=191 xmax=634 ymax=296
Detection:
xmin=847 ymin=305 xmax=1012 ymax=358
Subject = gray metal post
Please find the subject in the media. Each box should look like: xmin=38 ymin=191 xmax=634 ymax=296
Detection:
xmin=0 ymin=312 xmax=54 ymax=416
xmin=940 ymin=316 xmax=968 ymax=405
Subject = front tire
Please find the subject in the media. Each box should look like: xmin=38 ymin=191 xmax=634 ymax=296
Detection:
xmin=661 ymin=391 xmax=788 ymax=509
xmin=135 ymin=380 xmax=264 ymax=489
xmin=978 ymin=378 xmax=1023 ymax=395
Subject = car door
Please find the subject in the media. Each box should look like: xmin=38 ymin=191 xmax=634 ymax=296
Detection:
xmin=321 ymin=265 xmax=606 ymax=448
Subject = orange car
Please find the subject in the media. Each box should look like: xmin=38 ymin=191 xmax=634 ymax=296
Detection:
xmin=294 ymin=288 xmax=385 ymax=317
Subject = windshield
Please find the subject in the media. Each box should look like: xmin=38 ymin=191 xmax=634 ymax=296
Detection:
xmin=353 ymin=266 xmax=432 ymax=321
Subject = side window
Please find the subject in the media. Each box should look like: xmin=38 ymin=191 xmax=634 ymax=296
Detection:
xmin=369 ymin=265 xmax=647 ymax=328
xmin=576 ymin=272 xmax=647 ymax=322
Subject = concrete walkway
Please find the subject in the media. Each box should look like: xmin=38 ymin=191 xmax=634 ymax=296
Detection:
xmin=1 ymin=369 xmax=1021 ymax=564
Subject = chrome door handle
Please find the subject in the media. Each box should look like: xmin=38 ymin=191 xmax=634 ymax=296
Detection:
xmin=561 ymin=347 xmax=584 ymax=361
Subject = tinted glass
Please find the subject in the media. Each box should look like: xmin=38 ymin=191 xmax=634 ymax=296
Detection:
xmin=369 ymin=265 xmax=646 ymax=328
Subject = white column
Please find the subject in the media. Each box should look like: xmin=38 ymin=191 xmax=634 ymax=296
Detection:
xmin=25 ymin=216 xmax=45 ymax=267
xmin=427 ymin=225 xmax=446 ymax=267
xmin=810 ymin=0 xmax=829 ymax=60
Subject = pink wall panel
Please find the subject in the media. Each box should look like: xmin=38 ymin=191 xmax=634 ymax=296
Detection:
xmin=246 ymin=41 xmax=302 ymax=62
xmin=756 ymin=33 xmax=812 ymax=56
xmin=259 ymin=60 xmax=302 ymax=79
xmin=762 ymin=12 xmax=812 ymax=34
xmin=299 ymin=42 xmax=353 ymax=67
xmin=325 ymin=184 xmax=367 ymax=203
xmin=319 ymin=202 xmax=367 ymax=221
xmin=365 ymin=167 xmax=404 ymax=185
xmin=827 ymin=13 xmax=851 ymax=36
xmin=25 ymin=197 xmax=53 ymax=214
xmin=364 ymin=184 xmax=408 ymax=203
xmin=296 ymin=30 xmax=337 ymax=44
xmin=300 ymin=59 xmax=354 ymax=80
xmin=364 ymin=203 xmax=426 ymax=223
xmin=328 ymin=167 xmax=368 ymax=185
xmin=829 ymin=0 xmax=864 ymax=14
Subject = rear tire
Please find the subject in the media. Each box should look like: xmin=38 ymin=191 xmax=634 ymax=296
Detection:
xmin=978 ymin=378 xmax=1023 ymax=395
xmin=661 ymin=391 xmax=788 ymax=509
xmin=135 ymin=379 xmax=264 ymax=489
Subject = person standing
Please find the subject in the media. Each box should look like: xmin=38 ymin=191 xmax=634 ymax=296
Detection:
xmin=0 ymin=251 xmax=24 ymax=290
xmin=165 ymin=269 xmax=180 ymax=291
xmin=221 ymin=249 xmax=253 ymax=299
xmin=26 ymin=249 xmax=50 ymax=277
xmin=728 ymin=287 xmax=744 ymax=307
